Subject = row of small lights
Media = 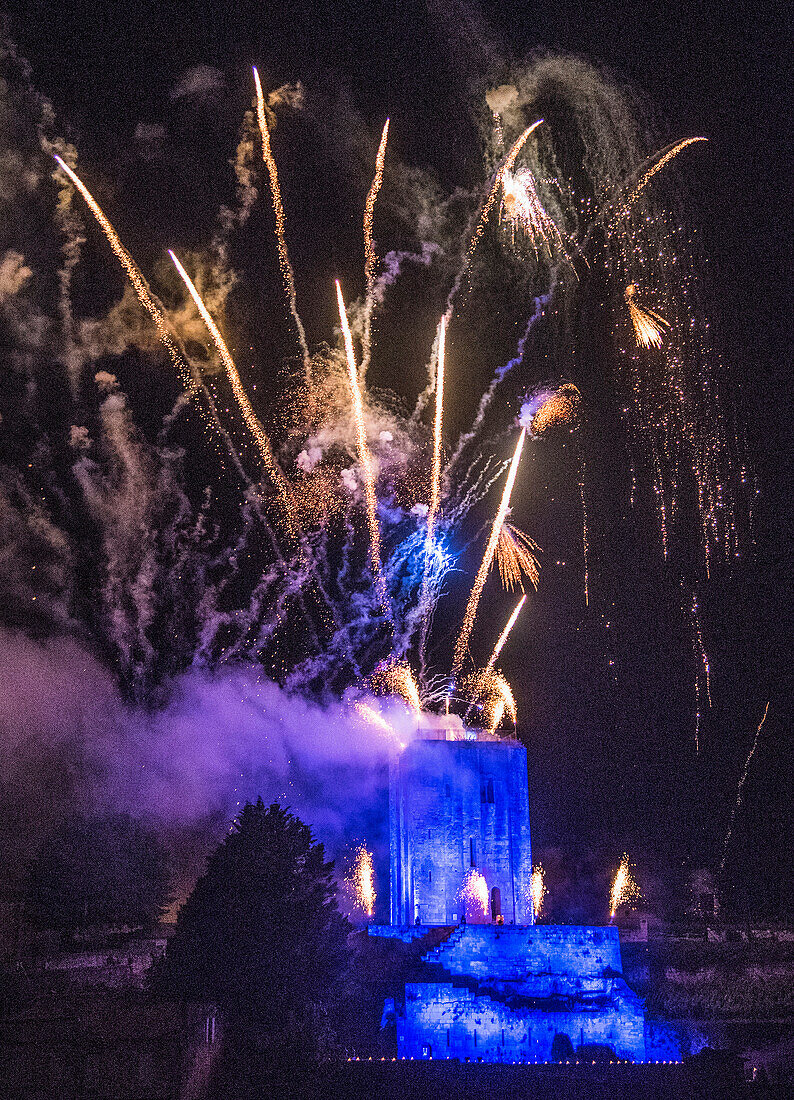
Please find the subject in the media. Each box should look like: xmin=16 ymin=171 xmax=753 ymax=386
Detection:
xmin=346 ymin=1057 xmax=683 ymax=1065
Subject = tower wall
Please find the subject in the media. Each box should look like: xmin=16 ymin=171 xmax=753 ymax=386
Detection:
xmin=389 ymin=734 xmax=533 ymax=926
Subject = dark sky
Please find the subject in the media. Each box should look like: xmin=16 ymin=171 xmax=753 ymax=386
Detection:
xmin=1 ymin=0 xmax=791 ymax=914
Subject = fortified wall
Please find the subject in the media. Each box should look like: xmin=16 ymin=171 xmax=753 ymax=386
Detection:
xmin=371 ymin=725 xmax=662 ymax=1063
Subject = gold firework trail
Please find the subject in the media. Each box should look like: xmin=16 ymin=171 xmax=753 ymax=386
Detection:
xmin=335 ymin=280 xmax=390 ymax=615
xmin=452 ymin=428 xmax=526 ymax=675
xmin=621 ymin=136 xmax=708 ymax=216
xmin=169 ymin=251 xmax=293 ymax=513
xmin=486 ymin=594 xmax=526 ymax=670
xmin=466 ymin=120 xmax=544 ymax=266
xmin=53 ymin=156 xmax=192 ymax=391
xmin=624 ymin=284 xmax=669 ymax=349
xmin=367 ymin=658 xmax=421 ymax=713
xmin=423 ymin=314 xmax=446 ymax=585
xmin=361 ymin=119 xmax=390 ymax=379
xmin=460 ymin=669 xmax=517 ymax=734
xmin=252 ymin=67 xmax=312 ymax=396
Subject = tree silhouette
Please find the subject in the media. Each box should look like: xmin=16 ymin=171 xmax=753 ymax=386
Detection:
xmin=154 ymin=800 xmax=350 ymax=1091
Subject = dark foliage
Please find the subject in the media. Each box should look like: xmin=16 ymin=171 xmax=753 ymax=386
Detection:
xmin=153 ymin=800 xmax=350 ymax=1092
xmin=26 ymin=812 xmax=172 ymax=932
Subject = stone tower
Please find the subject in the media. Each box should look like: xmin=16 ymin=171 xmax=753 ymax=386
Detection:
xmin=389 ymin=727 xmax=533 ymax=926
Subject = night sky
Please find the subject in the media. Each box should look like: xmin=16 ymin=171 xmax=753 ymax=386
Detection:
xmin=0 ymin=0 xmax=790 ymax=917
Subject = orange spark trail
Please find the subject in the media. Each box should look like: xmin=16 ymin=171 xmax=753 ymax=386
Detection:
xmin=452 ymin=428 xmax=526 ymax=675
xmin=53 ymin=156 xmax=193 ymax=391
xmin=621 ymin=137 xmax=707 ymax=216
xmin=252 ymin=67 xmax=312 ymax=396
xmin=466 ymin=120 xmax=543 ymax=266
xmin=361 ymin=119 xmax=390 ymax=379
xmin=486 ymin=594 xmax=526 ymax=670
xmin=336 ymin=280 xmax=390 ymax=615
xmin=169 ymin=250 xmax=292 ymax=510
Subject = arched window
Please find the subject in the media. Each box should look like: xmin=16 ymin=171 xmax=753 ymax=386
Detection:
xmin=491 ymin=886 xmax=502 ymax=921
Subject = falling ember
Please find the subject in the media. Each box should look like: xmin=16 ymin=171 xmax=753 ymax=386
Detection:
xmin=367 ymin=658 xmax=422 ymax=713
xmin=349 ymin=844 xmax=376 ymax=917
xmin=169 ymin=251 xmax=293 ymax=512
xmin=52 ymin=156 xmax=192 ymax=390
xmin=624 ymin=284 xmax=669 ymax=349
xmin=486 ymin=594 xmax=526 ymax=671
xmin=459 ymin=869 xmax=489 ymax=918
xmin=609 ymin=855 xmax=641 ymax=919
xmin=452 ymin=429 xmax=526 ymax=675
xmin=621 ymin=136 xmax=708 ymax=216
xmin=500 ymin=168 xmax=563 ymax=256
xmin=336 ymin=280 xmax=390 ymax=615
xmin=252 ymin=68 xmax=312 ymax=395
xmin=530 ymin=865 xmax=546 ymax=920
xmin=361 ymin=119 xmax=390 ymax=379
xmin=493 ymin=524 xmax=541 ymax=591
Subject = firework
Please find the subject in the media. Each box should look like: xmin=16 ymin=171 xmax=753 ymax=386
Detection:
xmin=493 ymin=524 xmax=540 ymax=591
xmin=624 ymin=283 xmax=669 ymax=349
xmin=459 ymin=868 xmax=489 ymax=918
xmin=466 ymin=120 xmax=543 ymax=266
xmin=336 ymin=280 xmax=390 ymax=614
xmin=348 ymin=843 xmax=376 ymax=917
xmin=530 ymin=864 xmax=546 ymax=920
xmin=361 ymin=119 xmax=390 ymax=379
xmin=252 ymin=68 xmax=312 ymax=395
xmin=53 ymin=157 xmax=192 ymax=390
xmin=169 ymin=251 xmax=293 ymax=512
xmin=721 ymin=702 xmax=770 ymax=872
xmin=500 ymin=168 xmax=563 ymax=256
xmin=523 ymin=382 xmax=581 ymax=439
xmin=452 ymin=429 xmax=526 ymax=675
xmin=366 ymin=658 xmax=422 ymax=713
xmin=621 ymin=136 xmax=708 ymax=216
xmin=486 ymin=594 xmax=526 ymax=671
xmin=609 ymin=855 xmax=641 ymax=919
xmin=460 ymin=668 xmax=517 ymax=733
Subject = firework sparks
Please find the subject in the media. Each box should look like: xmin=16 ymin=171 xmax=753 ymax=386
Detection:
xmin=609 ymin=855 xmax=641 ymax=919
xmin=500 ymin=168 xmax=563 ymax=256
xmin=530 ymin=864 xmax=546 ymax=920
xmin=460 ymin=668 xmax=517 ymax=733
xmin=522 ymin=382 xmax=581 ymax=439
xmin=459 ymin=869 xmax=489 ymax=918
xmin=494 ymin=523 xmax=540 ymax=591
xmin=486 ymin=594 xmax=526 ymax=670
xmin=452 ymin=429 xmax=526 ymax=675
xmin=252 ymin=67 xmax=312 ymax=396
xmin=336 ymin=279 xmax=390 ymax=615
xmin=361 ymin=119 xmax=390 ymax=379
xmin=348 ymin=844 xmax=376 ymax=917
xmin=466 ymin=120 xmax=544 ymax=266
xmin=367 ymin=658 xmax=422 ymax=713
xmin=624 ymin=283 xmax=669 ymax=349
xmin=169 ymin=251 xmax=293 ymax=512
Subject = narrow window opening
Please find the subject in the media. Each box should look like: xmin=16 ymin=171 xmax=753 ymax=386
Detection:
xmin=487 ymin=779 xmax=495 ymax=803
xmin=469 ymin=837 xmax=476 ymax=868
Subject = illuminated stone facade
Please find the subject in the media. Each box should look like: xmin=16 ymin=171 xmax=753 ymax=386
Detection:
xmin=389 ymin=730 xmax=533 ymax=926
xmin=371 ymin=727 xmax=665 ymax=1063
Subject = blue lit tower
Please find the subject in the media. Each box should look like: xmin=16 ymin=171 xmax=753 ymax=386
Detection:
xmin=389 ymin=726 xmax=533 ymax=926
